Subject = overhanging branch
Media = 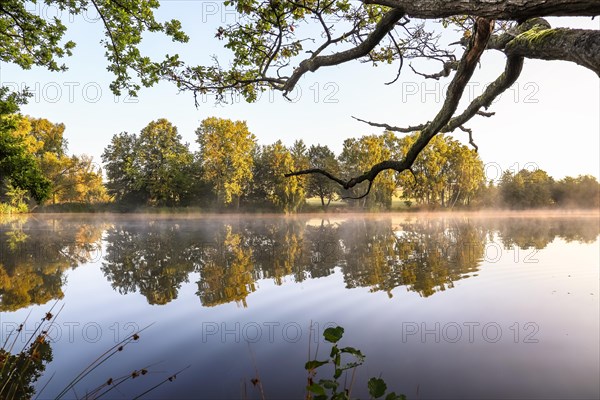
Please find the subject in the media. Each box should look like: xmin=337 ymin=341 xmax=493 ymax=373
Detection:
xmin=285 ymin=17 xmax=495 ymax=194
xmin=282 ymin=8 xmax=405 ymax=94
xmin=361 ymin=0 xmax=600 ymax=19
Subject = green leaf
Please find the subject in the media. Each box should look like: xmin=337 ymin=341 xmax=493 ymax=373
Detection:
xmin=368 ymin=377 xmax=387 ymax=398
xmin=306 ymin=383 xmax=326 ymax=396
xmin=332 ymin=392 xmax=349 ymax=400
xmin=319 ymin=379 xmax=339 ymax=390
xmin=340 ymin=346 xmax=364 ymax=358
xmin=385 ymin=393 xmax=406 ymax=400
xmin=305 ymin=360 xmax=329 ymax=370
xmin=333 ymin=368 xmax=342 ymax=379
xmin=324 ymin=326 xmax=344 ymax=343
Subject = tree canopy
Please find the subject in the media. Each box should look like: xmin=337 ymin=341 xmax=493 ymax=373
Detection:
xmin=1 ymin=0 xmax=599 ymax=197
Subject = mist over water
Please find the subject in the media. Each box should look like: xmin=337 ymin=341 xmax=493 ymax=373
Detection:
xmin=1 ymin=211 xmax=598 ymax=399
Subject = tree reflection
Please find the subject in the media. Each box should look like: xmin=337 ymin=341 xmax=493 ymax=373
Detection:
xmin=492 ymin=217 xmax=600 ymax=249
xmin=100 ymin=216 xmax=599 ymax=306
xmin=339 ymin=219 xmax=486 ymax=297
xmin=3 ymin=215 xmax=598 ymax=311
xmin=196 ymin=224 xmax=256 ymax=307
xmin=102 ymin=222 xmax=199 ymax=305
xmin=0 ymin=216 xmax=104 ymax=311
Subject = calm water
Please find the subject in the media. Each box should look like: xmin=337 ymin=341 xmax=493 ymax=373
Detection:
xmin=1 ymin=213 xmax=599 ymax=399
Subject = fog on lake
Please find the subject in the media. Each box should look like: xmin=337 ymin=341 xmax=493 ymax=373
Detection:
xmin=1 ymin=212 xmax=598 ymax=399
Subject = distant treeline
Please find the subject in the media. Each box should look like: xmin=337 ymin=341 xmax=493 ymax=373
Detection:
xmin=1 ymin=114 xmax=598 ymax=213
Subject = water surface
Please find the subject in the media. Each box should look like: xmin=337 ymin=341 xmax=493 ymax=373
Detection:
xmin=1 ymin=213 xmax=598 ymax=399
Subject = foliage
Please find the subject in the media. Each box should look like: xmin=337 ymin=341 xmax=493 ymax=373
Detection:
xmin=102 ymin=119 xmax=196 ymax=206
xmin=196 ymin=118 xmax=256 ymax=207
xmin=102 ymin=132 xmax=145 ymax=203
xmin=339 ymin=132 xmax=400 ymax=209
xmin=0 ymin=315 xmax=54 ymax=400
xmin=0 ymin=0 xmax=187 ymax=98
xmin=137 ymin=119 xmax=195 ymax=206
xmin=307 ymin=145 xmax=340 ymax=209
xmin=1 ymin=114 xmax=108 ymax=210
xmin=305 ymin=326 xmax=405 ymax=400
xmin=499 ymin=169 xmax=554 ymax=209
xmin=397 ymin=133 xmax=485 ymax=208
xmin=552 ymin=175 xmax=600 ymax=209
xmin=252 ymin=140 xmax=306 ymax=212
xmin=0 ymin=114 xmax=51 ymax=205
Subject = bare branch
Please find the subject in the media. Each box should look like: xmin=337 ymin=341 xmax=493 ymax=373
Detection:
xmin=458 ymin=126 xmax=478 ymax=152
xmin=409 ymin=60 xmax=458 ymax=80
xmin=287 ymin=17 xmax=495 ymax=190
xmin=282 ymin=8 xmax=405 ymax=94
xmin=351 ymin=116 xmax=425 ymax=133
xmin=442 ymin=54 xmax=524 ymax=133
xmin=384 ymin=33 xmax=404 ymax=85
xmin=342 ymin=180 xmax=373 ymax=199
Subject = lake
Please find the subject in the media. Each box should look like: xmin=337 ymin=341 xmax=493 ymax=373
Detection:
xmin=1 ymin=212 xmax=599 ymax=399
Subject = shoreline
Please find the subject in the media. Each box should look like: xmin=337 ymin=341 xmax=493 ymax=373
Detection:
xmin=2 ymin=208 xmax=599 ymax=220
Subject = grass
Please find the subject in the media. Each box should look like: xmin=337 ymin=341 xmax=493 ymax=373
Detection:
xmin=0 ymin=306 xmax=188 ymax=400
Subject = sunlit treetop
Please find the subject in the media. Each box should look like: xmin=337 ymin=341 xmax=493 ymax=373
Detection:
xmin=0 ymin=0 xmax=188 ymax=97
xmin=2 ymin=0 xmax=599 ymax=197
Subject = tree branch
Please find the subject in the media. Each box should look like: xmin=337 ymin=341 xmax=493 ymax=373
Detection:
xmin=505 ymin=28 xmax=600 ymax=76
xmin=361 ymin=0 xmax=600 ymax=19
xmin=282 ymin=8 xmax=405 ymax=94
xmin=409 ymin=60 xmax=458 ymax=80
xmin=458 ymin=125 xmax=478 ymax=152
xmin=286 ymin=18 xmax=494 ymax=190
xmin=442 ymin=54 xmax=524 ymax=133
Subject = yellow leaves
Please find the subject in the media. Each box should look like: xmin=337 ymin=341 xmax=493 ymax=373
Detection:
xmin=196 ymin=118 xmax=256 ymax=205
xmin=3 ymin=115 xmax=44 ymax=154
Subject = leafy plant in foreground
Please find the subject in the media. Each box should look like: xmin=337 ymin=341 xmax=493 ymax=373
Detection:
xmin=305 ymin=326 xmax=405 ymax=400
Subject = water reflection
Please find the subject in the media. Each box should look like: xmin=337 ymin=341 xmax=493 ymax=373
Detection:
xmin=2 ymin=215 xmax=599 ymax=311
xmin=0 ymin=216 xmax=104 ymax=311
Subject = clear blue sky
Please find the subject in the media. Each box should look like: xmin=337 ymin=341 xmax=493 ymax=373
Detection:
xmin=1 ymin=2 xmax=598 ymax=181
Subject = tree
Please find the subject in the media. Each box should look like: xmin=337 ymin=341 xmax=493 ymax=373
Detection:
xmin=3 ymin=1 xmax=599 ymax=194
xmin=252 ymin=140 xmax=306 ymax=212
xmin=307 ymin=145 xmax=340 ymax=208
xmin=552 ymin=175 xmax=600 ymax=209
xmin=137 ymin=119 xmax=194 ymax=206
xmin=102 ymin=132 xmax=146 ymax=203
xmin=28 ymin=117 xmax=67 ymax=156
xmin=499 ymin=168 xmax=554 ymax=208
xmin=164 ymin=1 xmax=599 ymax=193
xmin=196 ymin=117 xmax=256 ymax=207
xmin=26 ymin=117 xmax=108 ymax=204
xmin=53 ymin=154 xmax=109 ymax=204
xmin=398 ymin=134 xmax=484 ymax=207
xmin=102 ymin=120 xmax=195 ymax=206
xmin=339 ymin=132 xmax=400 ymax=209
xmin=0 ymin=114 xmax=50 ymax=204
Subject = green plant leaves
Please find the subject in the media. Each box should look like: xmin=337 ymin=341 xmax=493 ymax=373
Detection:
xmin=304 ymin=325 xmax=404 ymax=400
xmin=305 ymin=360 xmax=329 ymax=370
xmin=368 ymin=377 xmax=387 ymax=398
xmin=323 ymin=326 xmax=345 ymax=343
xmin=307 ymin=383 xmax=327 ymax=396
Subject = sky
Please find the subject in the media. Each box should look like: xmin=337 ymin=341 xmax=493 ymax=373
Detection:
xmin=1 ymin=1 xmax=599 ymax=182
